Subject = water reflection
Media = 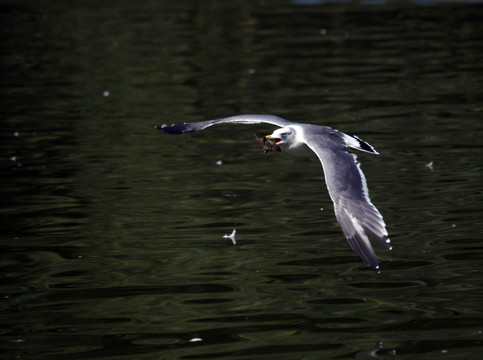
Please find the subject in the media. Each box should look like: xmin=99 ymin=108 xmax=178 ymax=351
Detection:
xmin=1 ymin=0 xmax=483 ymax=359
xmin=356 ymin=340 xmax=386 ymax=359
xmin=293 ymin=0 xmax=483 ymax=4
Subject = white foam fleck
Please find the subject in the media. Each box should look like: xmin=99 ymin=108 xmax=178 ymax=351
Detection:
xmin=223 ymin=229 xmax=236 ymax=245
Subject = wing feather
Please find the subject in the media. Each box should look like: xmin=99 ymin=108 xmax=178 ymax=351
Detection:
xmin=155 ymin=114 xmax=292 ymax=134
xmin=304 ymin=132 xmax=390 ymax=272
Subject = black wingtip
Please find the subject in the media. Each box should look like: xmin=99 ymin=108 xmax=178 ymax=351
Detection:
xmin=351 ymin=135 xmax=379 ymax=155
xmin=154 ymin=124 xmax=189 ymax=134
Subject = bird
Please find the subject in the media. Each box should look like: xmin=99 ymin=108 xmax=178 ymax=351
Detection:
xmin=155 ymin=114 xmax=392 ymax=272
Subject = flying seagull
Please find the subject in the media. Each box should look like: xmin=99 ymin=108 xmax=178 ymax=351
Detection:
xmin=155 ymin=114 xmax=391 ymax=272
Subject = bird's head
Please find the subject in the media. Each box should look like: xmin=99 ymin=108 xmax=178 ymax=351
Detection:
xmin=265 ymin=127 xmax=295 ymax=148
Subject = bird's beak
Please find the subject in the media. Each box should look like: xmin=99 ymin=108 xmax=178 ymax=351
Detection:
xmin=265 ymin=134 xmax=281 ymax=144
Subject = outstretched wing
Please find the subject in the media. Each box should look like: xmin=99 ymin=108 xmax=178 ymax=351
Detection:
xmin=155 ymin=114 xmax=293 ymax=134
xmin=304 ymin=130 xmax=391 ymax=272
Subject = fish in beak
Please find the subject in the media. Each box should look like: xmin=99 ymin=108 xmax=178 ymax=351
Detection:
xmin=254 ymin=134 xmax=281 ymax=154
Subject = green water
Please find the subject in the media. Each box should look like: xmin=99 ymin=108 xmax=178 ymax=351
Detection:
xmin=1 ymin=1 xmax=482 ymax=359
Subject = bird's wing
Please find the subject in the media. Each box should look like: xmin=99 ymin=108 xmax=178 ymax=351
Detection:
xmin=303 ymin=130 xmax=391 ymax=272
xmin=155 ymin=114 xmax=293 ymax=134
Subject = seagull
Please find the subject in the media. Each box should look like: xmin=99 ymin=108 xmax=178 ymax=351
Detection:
xmin=155 ymin=114 xmax=392 ymax=273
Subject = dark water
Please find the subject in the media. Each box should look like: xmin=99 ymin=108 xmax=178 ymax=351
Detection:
xmin=1 ymin=0 xmax=483 ymax=359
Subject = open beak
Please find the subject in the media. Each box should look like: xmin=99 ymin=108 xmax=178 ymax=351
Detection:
xmin=265 ymin=135 xmax=281 ymax=144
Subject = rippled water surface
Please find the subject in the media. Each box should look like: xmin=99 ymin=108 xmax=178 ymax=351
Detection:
xmin=1 ymin=0 xmax=483 ymax=359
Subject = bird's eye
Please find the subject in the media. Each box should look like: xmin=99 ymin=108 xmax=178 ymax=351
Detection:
xmin=281 ymin=133 xmax=287 ymax=137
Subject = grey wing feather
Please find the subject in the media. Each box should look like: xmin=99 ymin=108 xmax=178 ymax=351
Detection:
xmin=155 ymin=114 xmax=293 ymax=134
xmin=304 ymin=132 xmax=390 ymax=272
